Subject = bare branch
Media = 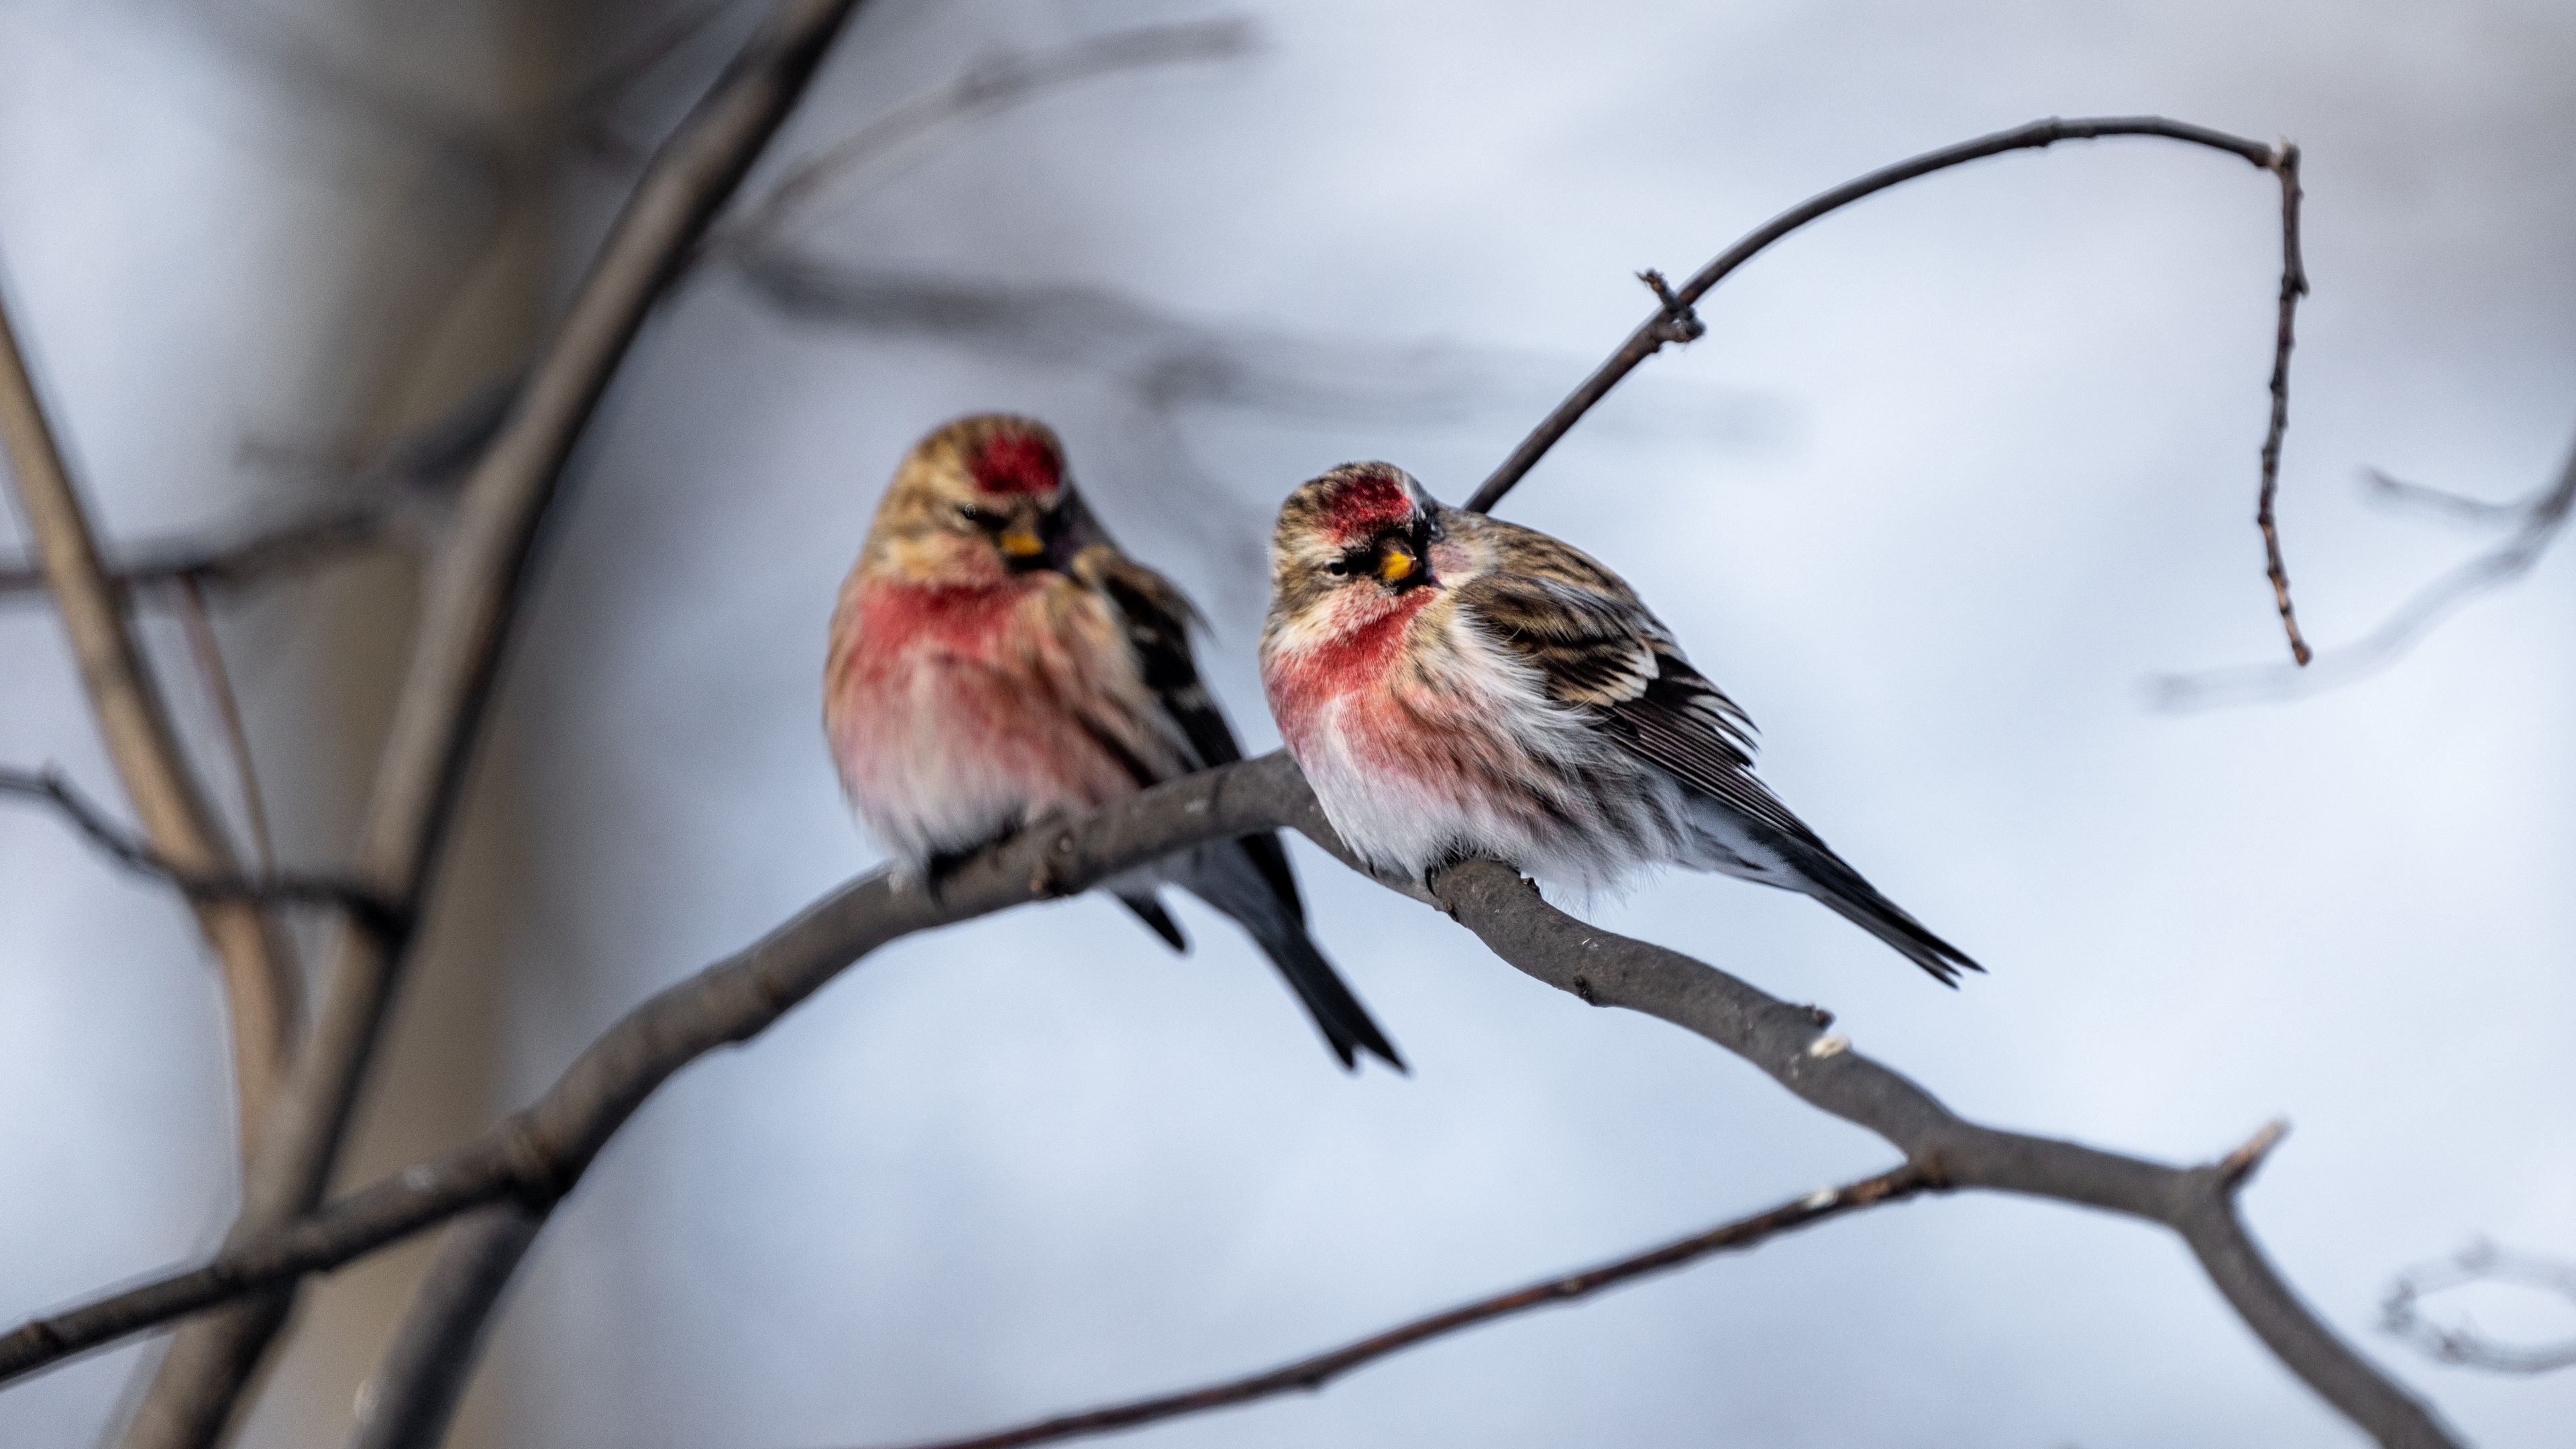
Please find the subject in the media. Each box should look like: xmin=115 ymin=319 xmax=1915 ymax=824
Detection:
xmin=112 ymin=5 xmax=873 ymax=1447
xmin=2153 ymin=425 xmax=2576 ymax=708
xmin=1458 ymin=115 xmax=2314 ymax=665
xmin=0 ymin=752 xmax=2459 ymax=1448
xmin=870 ymin=1167 xmax=1931 ymax=1449
xmin=0 ymin=766 xmax=402 ymax=934
xmin=1424 ymin=861 xmax=2451 ymax=1448
xmin=0 ymin=294 xmax=303 ymax=1155
xmin=2383 ymin=1242 xmax=2576 ymax=1376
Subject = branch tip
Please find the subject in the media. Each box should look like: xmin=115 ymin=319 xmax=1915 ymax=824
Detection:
xmin=2219 ymin=1118 xmax=2290 ymax=1186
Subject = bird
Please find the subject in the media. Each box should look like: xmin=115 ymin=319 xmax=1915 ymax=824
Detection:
xmin=824 ymin=415 xmax=1405 ymax=1068
xmin=1258 ymin=461 xmax=1980 ymax=986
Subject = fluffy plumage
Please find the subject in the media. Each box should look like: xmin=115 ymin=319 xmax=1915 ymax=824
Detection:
xmin=826 ymin=415 xmax=1403 ymax=1067
xmin=1259 ymin=462 xmax=1980 ymax=986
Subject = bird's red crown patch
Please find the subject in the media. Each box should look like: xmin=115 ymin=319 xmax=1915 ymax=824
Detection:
xmin=970 ymin=429 xmax=1062 ymax=496
xmin=1321 ymin=465 xmax=1417 ymax=540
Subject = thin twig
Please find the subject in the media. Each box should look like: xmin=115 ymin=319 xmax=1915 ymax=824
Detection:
xmin=1459 ymin=115 xmax=2314 ymax=665
xmin=2257 ymin=143 xmax=2313 ymax=665
xmin=111 ymin=6 xmax=873 ymax=1448
xmin=2152 ymin=425 xmax=2576 ymax=708
xmin=868 ymin=1167 xmax=1929 ymax=1449
xmin=0 ymin=753 xmax=2459 ymax=1449
xmin=0 ymin=767 xmax=403 ymax=936
xmin=2383 ymin=1241 xmax=2576 ymax=1375
xmin=0 ymin=292 xmax=303 ymax=1157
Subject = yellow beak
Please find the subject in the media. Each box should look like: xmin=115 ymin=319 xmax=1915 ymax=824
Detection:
xmin=1377 ymin=545 xmax=1417 ymax=584
xmin=999 ymin=525 xmax=1045 ymax=560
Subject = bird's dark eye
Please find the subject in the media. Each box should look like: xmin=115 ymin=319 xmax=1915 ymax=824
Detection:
xmin=1323 ymin=559 xmax=1349 ymax=577
xmin=955 ymin=502 xmax=1003 ymax=529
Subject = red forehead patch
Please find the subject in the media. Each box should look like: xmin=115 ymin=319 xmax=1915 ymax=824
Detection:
xmin=1320 ymin=465 xmax=1417 ymax=539
xmin=969 ymin=430 xmax=1061 ymax=495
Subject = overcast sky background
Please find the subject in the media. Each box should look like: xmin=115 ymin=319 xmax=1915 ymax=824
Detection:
xmin=2 ymin=1 xmax=2571 ymax=1446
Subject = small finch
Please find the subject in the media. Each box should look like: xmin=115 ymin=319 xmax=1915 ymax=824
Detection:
xmin=825 ymin=415 xmax=1404 ymax=1068
xmin=1258 ymin=462 xmax=1980 ymax=985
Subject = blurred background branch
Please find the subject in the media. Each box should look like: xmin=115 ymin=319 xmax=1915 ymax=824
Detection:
xmin=2153 ymin=425 xmax=2576 ymax=708
xmin=0 ymin=766 xmax=399 ymax=930
xmin=0 ymin=295 xmax=303 ymax=1161
xmin=2383 ymin=1242 xmax=2576 ymax=1377
xmin=107 ymin=5 xmax=870 ymax=1448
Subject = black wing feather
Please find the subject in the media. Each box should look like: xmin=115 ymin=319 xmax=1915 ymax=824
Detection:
xmin=1458 ymin=570 xmax=1817 ymax=847
xmin=1057 ymin=483 xmax=1305 ymax=922
xmin=1460 ymin=561 xmax=1978 ymax=984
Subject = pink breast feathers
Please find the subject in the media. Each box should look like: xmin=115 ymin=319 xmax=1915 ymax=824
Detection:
xmin=1265 ymin=587 xmax=1442 ymax=749
xmin=830 ymin=578 xmax=1143 ymax=854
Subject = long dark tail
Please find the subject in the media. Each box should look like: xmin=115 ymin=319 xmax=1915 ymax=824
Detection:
xmin=1778 ymin=839 xmax=1982 ymax=987
xmin=1238 ymin=915 xmax=1406 ymax=1071
xmin=1170 ymin=837 xmax=1405 ymax=1071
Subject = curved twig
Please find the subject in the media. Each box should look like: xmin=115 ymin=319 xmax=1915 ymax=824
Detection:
xmin=1460 ymin=115 xmax=2313 ymax=665
xmin=0 ymin=753 xmax=2459 ymax=1449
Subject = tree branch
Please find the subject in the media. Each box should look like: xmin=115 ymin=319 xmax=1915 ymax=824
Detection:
xmin=867 ymin=1167 xmax=1931 ymax=1449
xmin=0 ymin=294 xmax=304 ymax=1157
xmin=0 ymin=751 xmax=2459 ymax=1448
xmin=1422 ymin=859 xmax=2454 ymax=1443
xmin=1458 ymin=115 xmax=2314 ymax=665
xmin=110 ymin=5 xmax=872 ymax=1447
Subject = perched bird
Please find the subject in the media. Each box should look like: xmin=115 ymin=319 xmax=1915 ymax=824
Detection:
xmin=824 ymin=415 xmax=1404 ymax=1068
xmin=1258 ymin=462 xmax=1980 ymax=985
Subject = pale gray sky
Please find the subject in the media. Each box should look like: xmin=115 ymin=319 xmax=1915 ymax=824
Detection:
xmin=2 ymin=1 xmax=2570 ymax=1445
